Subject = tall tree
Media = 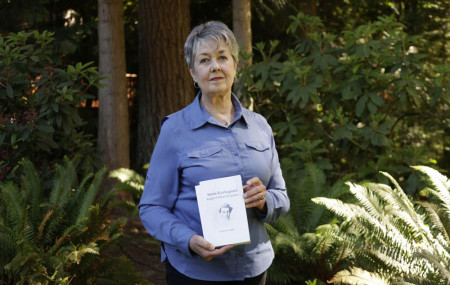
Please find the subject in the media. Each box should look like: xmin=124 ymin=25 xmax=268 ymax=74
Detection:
xmin=232 ymin=0 xmax=252 ymax=67
xmin=98 ymin=0 xmax=130 ymax=170
xmin=136 ymin=0 xmax=192 ymax=171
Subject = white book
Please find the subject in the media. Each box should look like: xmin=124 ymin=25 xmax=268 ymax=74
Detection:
xmin=195 ymin=175 xmax=251 ymax=247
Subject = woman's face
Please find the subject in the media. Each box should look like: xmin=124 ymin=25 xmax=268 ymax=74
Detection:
xmin=190 ymin=40 xmax=237 ymax=99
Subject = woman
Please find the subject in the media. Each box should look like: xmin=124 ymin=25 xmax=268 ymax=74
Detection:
xmin=139 ymin=21 xmax=290 ymax=284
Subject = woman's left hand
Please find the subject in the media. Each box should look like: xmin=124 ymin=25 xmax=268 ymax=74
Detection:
xmin=243 ymin=177 xmax=267 ymax=213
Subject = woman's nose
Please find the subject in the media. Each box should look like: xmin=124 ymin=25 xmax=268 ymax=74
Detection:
xmin=210 ymin=59 xmax=221 ymax=71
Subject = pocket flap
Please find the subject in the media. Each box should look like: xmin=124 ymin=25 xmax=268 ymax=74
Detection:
xmin=187 ymin=145 xmax=222 ymax=158
xmin=245 ymin=141 xmax=270 ymax=152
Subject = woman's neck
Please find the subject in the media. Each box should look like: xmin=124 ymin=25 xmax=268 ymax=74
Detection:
xmin=201 ymin=93 xmax=235 ymax=126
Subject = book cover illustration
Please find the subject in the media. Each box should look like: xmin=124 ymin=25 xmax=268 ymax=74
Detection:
xmin=195 ymin=175 xmax=251 ymax=247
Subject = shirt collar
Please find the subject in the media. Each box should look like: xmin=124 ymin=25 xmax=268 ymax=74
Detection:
xmin=189 ymin=91 xmax=248 ymax=130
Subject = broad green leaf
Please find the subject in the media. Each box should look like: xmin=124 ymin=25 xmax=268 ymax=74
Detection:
xmin=334 ymin=127 xmax=353 ymax=141
xmin=369 ymin=93 xmax=384 ymax=106
xmin=356 ymin=94 xmax=368 ymax=117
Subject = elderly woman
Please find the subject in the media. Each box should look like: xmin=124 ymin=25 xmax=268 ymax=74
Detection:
xmin=139 ymin=21 xmax=290 ymax=284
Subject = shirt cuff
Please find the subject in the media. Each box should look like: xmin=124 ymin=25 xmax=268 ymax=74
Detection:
xmin=176 ymin=229 xmax=198 ymax=256
xmin=259 ymin=190 xmax=277 ymax=222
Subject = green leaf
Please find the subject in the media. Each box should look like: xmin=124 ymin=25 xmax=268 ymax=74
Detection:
xmin=6 ymin=83 xmax=13 ymax=97
xmin=341 ymin=82 xmax=361 ymax=100
xmin=356 ymin=94 xmax=368 ymax=117
xmin=0 ymin=133 xmax=6 ymax=145
xmin=369 ymin=93 xmax=384 ymax=106
xmin=334 ymin=127 xmax=353 ymax=141
xmin=37 ymin=124 xmax=54 ymax=132
xmin=367 ymin=102 xmax=377 ymax=113
xmin=10 ymin=133 xmax=17 ymax=145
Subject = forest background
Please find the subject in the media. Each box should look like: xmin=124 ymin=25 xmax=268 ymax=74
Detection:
xmin=0 ymin=0 xmax=449 ymax=284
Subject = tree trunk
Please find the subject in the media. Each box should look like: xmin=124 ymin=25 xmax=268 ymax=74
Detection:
xmin=299 ymin=0 xmax=317 ymax=39
xmin=303 ymin=0 xmax=317 ymax=16
xmin=232 ymin=0 xmax=252 ymax=67
xmin=98 ymin=0 xmax=130 ymax=170
xmin=135 ymin=0 xmax=192 ymax=171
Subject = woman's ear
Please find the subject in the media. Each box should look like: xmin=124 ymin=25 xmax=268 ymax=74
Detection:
xmin=189 ymin=68 xmax=196 ymax=81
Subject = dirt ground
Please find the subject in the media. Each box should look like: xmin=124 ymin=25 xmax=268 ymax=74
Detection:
xmin=117 ymin=218 xmax=167 ymax=285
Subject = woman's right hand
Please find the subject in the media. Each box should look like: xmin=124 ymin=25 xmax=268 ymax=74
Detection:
xmin=189 ymin=234 xmax=234 ymax=261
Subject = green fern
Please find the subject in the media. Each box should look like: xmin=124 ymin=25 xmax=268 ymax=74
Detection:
xmin=312 ymin=166 xmax=450 ymax=284
xmin=76 ymin=167 xmax=106 ymax=225
xmin=20 ymin=159 xmax=42 ymax=231
xmin=267 ymin=161 xmax=352 ymax=283
xmin=0 ymin=158 xmax=143 ymax=284
xmin=329 ymin=267 xmax=390 ymax=285
xmin=0 ymin=182 xmax=25 ymax=232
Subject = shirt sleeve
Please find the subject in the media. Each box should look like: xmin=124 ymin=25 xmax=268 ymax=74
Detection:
xmin=138 ymin=118 xmax=197 ymax=256
xmin=258 ymin=116 xmax=290 ymax=223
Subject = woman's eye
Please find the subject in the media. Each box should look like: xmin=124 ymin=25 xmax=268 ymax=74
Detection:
xmin=200 ymin=58 xmax=208 ymax=63
xmin=219 ymin=56 xmax=228 ymax=61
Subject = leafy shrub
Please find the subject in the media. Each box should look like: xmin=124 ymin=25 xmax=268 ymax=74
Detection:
xmin=0 ymin=30 xmax=101 ymax=181
xmin=239 ymin=13 xmax=449 ymax=195
xmin=0 ymin=158 xmax=146 ymax=284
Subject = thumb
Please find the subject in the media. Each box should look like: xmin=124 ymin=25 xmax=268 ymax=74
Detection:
xmin=203 ymin=240 xmax=215 ymax=250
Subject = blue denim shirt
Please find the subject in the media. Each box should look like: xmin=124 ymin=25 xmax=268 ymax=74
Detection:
xmin=139 ymin=93 xmax=289 ymax=281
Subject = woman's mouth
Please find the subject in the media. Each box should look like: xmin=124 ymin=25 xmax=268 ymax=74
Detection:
xmin=210 ymin=77 xmax=223 ymax=81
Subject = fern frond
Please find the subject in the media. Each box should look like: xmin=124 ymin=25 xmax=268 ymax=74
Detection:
xmin=75 ymin=167 xmax=106 ymax=225
xmin=58 ymin=159 xmax=77 ymax=208
xmin=330 ymin=267 xmax=390 ymax=285
xmin=363 ymin=181 xmax=436 ymax=250
xmin=416 ymin=201 xmax=450 ymax=243
xmin=0 ymin=226 xmax=16 ymax=266
xmin=65 ymin=242 xmax=99 ymax=265
xmin=378 ymin=171 xmax=417 ymax=218
xmin=270 ymin=214 xmax=299 ymax=237
xmin=394 ymin=276 xmax=440 ymax=285
xmin=312 ymin=197 xmax=356 ymax=220
xmin=109 ymin=168 xmax=145 ymax=191
xmin=313 ymin=195 xmax=388 ymax=239
xmin=366 ymin=247 xmax=424 ymax=276
xmin=49 ymin=159 xmax=77 ymax=208
xmin=304 ymin=162 xmax=326 ymax=196
xmin=67 ymin=172 xmax=94 ymax=222
xmin=37 ymin=209 xmax=54 ymax=241
xmin=348 ymin=182 xmax=384 ymax=220
xmin=414 ymin=248 xmax=450 ymax=282
xmin=19 ymin=159 xmax=42 ymax=231
xmin=412 ymin=166 xmax=450 ymax=200
xmin=0 ymin=182 xmax=25 ymax=232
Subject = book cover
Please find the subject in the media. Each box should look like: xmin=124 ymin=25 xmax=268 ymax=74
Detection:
xmin=195 ymin=175 xmax=251 ymax=247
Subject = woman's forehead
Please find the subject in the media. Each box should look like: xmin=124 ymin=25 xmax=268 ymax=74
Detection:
xmin=196 ymin=40 xmax=230 ymax=55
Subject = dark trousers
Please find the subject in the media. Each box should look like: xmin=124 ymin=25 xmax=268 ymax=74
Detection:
xmin=165 ymin=261 xmax=267 ymax=285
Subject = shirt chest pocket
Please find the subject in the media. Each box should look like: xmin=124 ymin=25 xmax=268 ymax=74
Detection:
xmin=243 ymin=141 xmax=272 ymax=183
xmin=245 ymin=141 xmax=270 ymax=152
xmin=182 ymin=145 xmax=225 ymax=185
xmin=187 ymin=145 xmax=223 ymax=159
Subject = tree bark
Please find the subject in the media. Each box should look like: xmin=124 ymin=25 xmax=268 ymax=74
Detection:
xmin=98 ymin=0 xmax=130 ymax=170
xmin=303 ymin=0 xmax=317 ymax=16
xmin=232 ymin=0 xmax=252 ymax=67
xmin=299 ymin=0 xmax=317 ymax=39
xmin=135 ymin=0 xmax=192 ymax=171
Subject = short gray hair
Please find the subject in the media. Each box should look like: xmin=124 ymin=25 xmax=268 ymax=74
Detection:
xmin=184 ymin=21 xmax=239 ymax=69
